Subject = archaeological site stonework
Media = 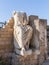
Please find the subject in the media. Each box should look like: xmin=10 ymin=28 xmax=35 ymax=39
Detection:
xmin=0 ymin=11 xmax=48 ymax=65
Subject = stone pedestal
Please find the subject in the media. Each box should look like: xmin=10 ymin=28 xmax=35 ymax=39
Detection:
xmin=12 ymin=52 xmax=38 ymax=65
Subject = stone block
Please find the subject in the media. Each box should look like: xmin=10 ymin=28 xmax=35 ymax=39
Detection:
xmin=38 ymin=55 xmax=45 ymax=65
xmin=29 ymin=15 xmax=40 ymax=52
xmin=12 ymin=52 xmax=38 ymax=65
xmin=40 ymin=45 xmax=45 ymax=55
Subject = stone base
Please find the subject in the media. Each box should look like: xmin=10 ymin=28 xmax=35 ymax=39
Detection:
xmin=12 ymin=52 xmax=38 ymax=65
xmin=0 ymin=53 xmax=13 ymax=65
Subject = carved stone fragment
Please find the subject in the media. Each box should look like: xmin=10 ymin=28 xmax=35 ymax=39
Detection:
xmin=13 ymin=11 xmax=33 ymax=56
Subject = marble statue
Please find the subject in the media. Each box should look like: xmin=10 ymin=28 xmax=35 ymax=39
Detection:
xmin=13 ymin=11 xmax=33 ymax=56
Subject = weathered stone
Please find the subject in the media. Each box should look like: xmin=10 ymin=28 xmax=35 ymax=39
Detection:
xmin=0 ymin=17 xmax=14 ymax=56
xmin=12 ymin=52 xmax=38 ymax=65
xmin=39 ymin=19 xmax=47 ymax=57
xmin=29 ymin=15 xmax=40 ymax=55
xmin=0 ymin=11 xmax=48 ymax=65
xmin=13 ymin=11 xmax=33 ymax=56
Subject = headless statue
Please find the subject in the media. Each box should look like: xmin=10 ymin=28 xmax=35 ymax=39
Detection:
xmin=13 ymin=11 xmax=33 ymax=56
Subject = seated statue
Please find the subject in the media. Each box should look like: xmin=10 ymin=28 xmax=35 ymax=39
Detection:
xmin=13 ymin=11 xmax=33 ymax=56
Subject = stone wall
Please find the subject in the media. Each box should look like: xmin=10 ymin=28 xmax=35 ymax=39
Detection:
xmin=0 ymin=17 xmax=14 ymax=57
xmin=47 ymin=26 xmax=49 ymax=55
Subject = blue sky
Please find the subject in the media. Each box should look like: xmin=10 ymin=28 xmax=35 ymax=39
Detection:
xmin=0 ymin=0 xmax=49 ymax=25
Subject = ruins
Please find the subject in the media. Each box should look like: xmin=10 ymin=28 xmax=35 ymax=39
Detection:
xmin=0 ymin=11 xmax=49 ymax=65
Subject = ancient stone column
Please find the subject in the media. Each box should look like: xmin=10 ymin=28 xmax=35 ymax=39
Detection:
xmin=39 ymin=19 xmax=47 ymax=58
xmin=29 ymin=15 xmax=40 ymax=55
xmin=37 ymin=19 xmax=47 ymax=64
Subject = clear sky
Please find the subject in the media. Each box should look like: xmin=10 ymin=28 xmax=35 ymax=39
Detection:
xmin=0 ymin=0 xmax=49 ymax=25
